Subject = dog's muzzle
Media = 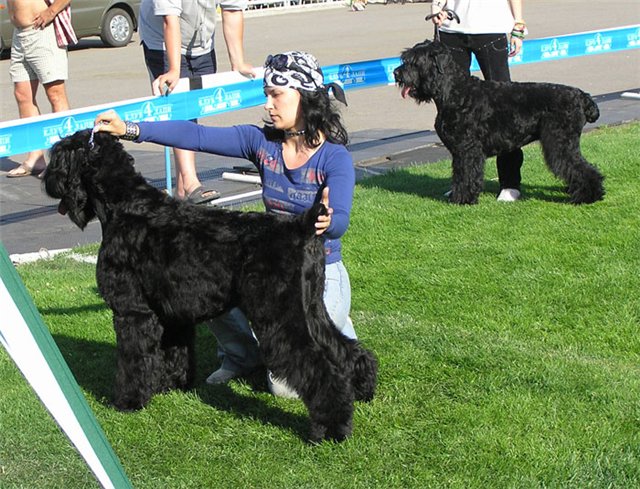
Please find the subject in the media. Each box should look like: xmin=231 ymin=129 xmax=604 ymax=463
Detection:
xmin=393 ymin=67 xmax=411 ymax=99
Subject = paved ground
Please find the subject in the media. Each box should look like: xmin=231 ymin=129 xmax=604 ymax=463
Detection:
xmin=1 ymin=1 xmax=639 ymax=255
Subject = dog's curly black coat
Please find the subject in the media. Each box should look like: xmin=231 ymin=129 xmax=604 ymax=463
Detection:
xmin=44 ymin=130 xmax=377 ymax=442
xmin=394 ymin=40 xmax=605 ymax=205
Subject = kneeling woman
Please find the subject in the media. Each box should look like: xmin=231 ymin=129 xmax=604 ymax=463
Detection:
xmin=94 ymin=51 xmax=356 ymax=398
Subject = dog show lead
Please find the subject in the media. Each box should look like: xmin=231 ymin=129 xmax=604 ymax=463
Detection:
xmin=94 ymin=51 xmax=358 ymax=400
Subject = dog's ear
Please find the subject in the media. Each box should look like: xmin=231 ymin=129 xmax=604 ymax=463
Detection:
xmin=430 ymin=43 xmax=449 ymax=74
xmin=45 ymin=132 xmax=96 ymax=229
xmin=435 ymin=53 xmax=446 ymax=74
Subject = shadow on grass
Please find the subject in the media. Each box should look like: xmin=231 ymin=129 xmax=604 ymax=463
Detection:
xmin=40 ymin=302 xmax=108 ymax=316
xmin=51 ymin=328 xmax=309 ymax=440
xmin=358 ymin=167 xmax=570 ymax=204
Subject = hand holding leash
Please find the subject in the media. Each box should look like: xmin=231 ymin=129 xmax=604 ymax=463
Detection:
xmin=94 ymin=110 xmax=126 ymax=136
xmin=425 ymin=3 xmax=460 ymax=42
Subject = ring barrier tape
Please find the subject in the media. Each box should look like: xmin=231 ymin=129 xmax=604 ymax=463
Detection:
xmin=0 ymin=25 xmax=638 ymax=161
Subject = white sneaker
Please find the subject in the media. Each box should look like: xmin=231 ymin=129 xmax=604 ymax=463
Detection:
xmin=267 ymin=371 xmax=299 ymax=400
xmin=496 ymin=188 xmax=521 ymax=202
xmin=206 ymin=366 xmax=245 ymax=385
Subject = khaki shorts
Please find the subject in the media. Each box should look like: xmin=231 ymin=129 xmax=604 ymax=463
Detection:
xmin=9 ymin=24 xmax=68 ymax=84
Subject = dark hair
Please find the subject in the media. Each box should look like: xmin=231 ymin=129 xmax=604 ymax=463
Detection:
xmin=263 ymin=88 xmax=349 ymax=147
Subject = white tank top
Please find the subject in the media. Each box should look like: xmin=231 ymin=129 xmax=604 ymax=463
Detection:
xmin=440 ymin=0 xmax=515 ymax=35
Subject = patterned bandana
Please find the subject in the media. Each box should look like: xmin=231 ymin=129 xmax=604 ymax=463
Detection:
xmin=263 ymin=51 xmax=347 ymax=105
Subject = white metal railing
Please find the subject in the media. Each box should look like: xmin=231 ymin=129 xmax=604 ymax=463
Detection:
xmin=246 ymin=0 xmax=345 ymax=11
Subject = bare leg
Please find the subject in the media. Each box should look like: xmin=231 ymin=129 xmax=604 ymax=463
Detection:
xmin=174 ymin=148 xmax=218 ymax=202
xmin=10 ymin=80 xmax=46 ymax=174
xmin=43 ymin=79 xmax=70 ymax=112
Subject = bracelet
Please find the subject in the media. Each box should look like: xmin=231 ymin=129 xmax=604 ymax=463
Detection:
xmin=512 ymin=21 xmax=528 ymax=39
xmin=121 ymin=121 xmax=140 ymax=141
xmin=511 ymin=29 xmax=527 ymax=39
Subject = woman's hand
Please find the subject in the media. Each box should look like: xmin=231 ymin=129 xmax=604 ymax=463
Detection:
xmin=93 ymin=110 xmax=127 ymax=137
xmin=430 ymin=0 xmax=448 ymax=26
xmin=509 ymin=36 xmax=523 ymax=57
xmin=315 ymin=186 xmax=334 ymax=236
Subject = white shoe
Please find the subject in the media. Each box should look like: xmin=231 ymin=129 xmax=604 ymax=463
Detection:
xmin=496 ymin=188 xmax=521 ymax=202
xmin=267 ymin=371 xmax=299 ymax=399
xmin=206 ymin=366 xmax=244 ymax=385
xmin=443 ymin=189 xmax=452 ymax=198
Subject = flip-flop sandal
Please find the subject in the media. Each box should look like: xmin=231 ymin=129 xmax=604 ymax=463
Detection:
xmin=185 ymin=186 xmax=220 ymax=205
xmin=6 ymin=164 xmax=42 ymax=178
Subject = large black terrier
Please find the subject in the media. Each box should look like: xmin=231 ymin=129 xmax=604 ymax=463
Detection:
xmin=43 ymin=130 xmax=377 ymax=442
xmin=394 ymin=40 xmax=605 ymax=205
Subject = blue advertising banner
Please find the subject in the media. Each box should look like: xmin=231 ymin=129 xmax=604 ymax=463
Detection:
xmin=1 ymin=25 xmax=638 ymax=158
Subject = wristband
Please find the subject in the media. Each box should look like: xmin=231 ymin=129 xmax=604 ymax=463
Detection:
xmin=511 ymin=22 xmax=528 ymax=40
xmin=121 ymin=121 xmax=139 ymax=141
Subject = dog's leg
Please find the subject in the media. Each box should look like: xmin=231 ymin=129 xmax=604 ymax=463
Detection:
xmin=450 ymin=146 xmax=486 ymax=205
xmin=266 ymin=343 xmax=355 ymax=443
xmin=160 ymin=322 xmax=196 ymax=392
xmin=297 ymin=360 xmax=355 ymax=443
xmin=112 ymin=311 xmax=164 ymax=410
xmin=540 ymin=123 xmax=605 ymax=204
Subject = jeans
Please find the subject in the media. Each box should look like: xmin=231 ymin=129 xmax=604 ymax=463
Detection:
xmin=209 ymin=260 xmax=356 ymax=371
xmin=439 ymin=32 xmax=524 ymax=190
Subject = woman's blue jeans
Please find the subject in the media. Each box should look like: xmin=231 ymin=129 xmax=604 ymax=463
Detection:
xmin=209 ymin=260 xmax=356 ymax=371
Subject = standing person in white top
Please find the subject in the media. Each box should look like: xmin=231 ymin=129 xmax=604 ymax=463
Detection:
xmin=139 ymin=0 xmax=255 ymax=204
xmin=431 ymin=0 xmax=527 ymax=202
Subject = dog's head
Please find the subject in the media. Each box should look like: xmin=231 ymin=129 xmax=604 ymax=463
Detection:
xmin=394 ymin=40 xmax=462 ymax=104
xmin=43 ymin=129 xmax=136 ymax=229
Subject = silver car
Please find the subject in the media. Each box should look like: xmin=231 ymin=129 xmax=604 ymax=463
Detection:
xmin=0 ymin=0 xmax=141 ymax=53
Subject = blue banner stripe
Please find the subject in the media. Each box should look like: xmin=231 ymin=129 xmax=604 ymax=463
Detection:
xmin=0 ymin=25 xmax=638 ymax=157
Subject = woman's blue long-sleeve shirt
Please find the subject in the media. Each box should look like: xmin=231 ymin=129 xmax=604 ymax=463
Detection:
xmin=136 ymin=121 xmax=355 ymax=264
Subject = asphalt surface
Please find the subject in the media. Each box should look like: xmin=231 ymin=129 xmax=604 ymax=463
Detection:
xmin=1 ymin=1 xmax=639 ymax=256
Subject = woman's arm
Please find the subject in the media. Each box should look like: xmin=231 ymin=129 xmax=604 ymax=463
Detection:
xmin=94 ymin=110 xmax=260 ymax=160
xmin=508 ymin=0 xmax=525 ymax=57
xmin=321 ymin=149 xmax=355 ymax=240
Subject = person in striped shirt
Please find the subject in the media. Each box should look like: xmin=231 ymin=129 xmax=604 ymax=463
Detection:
xmin=7 ymin=0 xmax=76 ymax=178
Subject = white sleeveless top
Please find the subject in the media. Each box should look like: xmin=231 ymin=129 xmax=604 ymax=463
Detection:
xmin=440 ymin=0 xmax=516 ymax=35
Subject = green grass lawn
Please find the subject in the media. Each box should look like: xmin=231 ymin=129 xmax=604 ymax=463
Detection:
xmin=1 ymin=123 xmax=639 ymax=488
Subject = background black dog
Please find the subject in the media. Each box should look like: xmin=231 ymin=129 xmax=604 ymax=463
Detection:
xmin=394 ymin=40 xmax=605 ymax=205
xmin=43 ymin=130 xmax=377 ymax=442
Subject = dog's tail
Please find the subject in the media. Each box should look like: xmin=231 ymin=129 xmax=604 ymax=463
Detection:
xmin=352 ymin=346 xmax=378 ymax=402
xmin=581 ymin=92 xmax=600 ymax=123
xmin=301 ymin=201 xmax=328 ymax=237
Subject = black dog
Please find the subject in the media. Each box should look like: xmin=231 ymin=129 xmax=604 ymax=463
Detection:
xmin=43 ymin=130 xmax=377 ymax=442
xmin=394 ymin=40 xmax=605 ymax=204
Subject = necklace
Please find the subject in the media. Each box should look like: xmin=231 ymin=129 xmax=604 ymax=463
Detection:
xmin=285 ymin=129 xmax=306 ymax=137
